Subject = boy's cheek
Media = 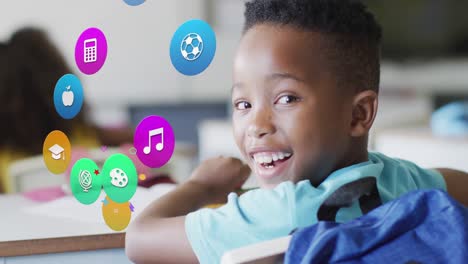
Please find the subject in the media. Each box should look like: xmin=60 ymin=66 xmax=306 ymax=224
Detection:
xmin=232 ymin=123 xmax=243 ymax=146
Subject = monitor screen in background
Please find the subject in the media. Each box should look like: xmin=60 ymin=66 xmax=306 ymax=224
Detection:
xmin=128 ymin=102 xmax=229 ymax=147
xmin=364 ymin=0 xmax=468 ymax=60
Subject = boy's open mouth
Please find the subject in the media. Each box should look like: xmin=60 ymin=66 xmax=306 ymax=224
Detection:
xmin=252 ymin=151 xmax=292 ymax=169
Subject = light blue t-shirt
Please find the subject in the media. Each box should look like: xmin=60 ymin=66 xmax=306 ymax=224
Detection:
xmin=185 ymin=152 xmax=446 ymax=263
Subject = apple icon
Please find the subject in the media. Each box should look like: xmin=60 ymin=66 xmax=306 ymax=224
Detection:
xmin=62 ymin=85 xmax=74 ymax=107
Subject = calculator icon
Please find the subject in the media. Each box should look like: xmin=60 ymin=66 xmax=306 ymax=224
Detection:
xmin=84 ymin=38 xmax=97 ymax=63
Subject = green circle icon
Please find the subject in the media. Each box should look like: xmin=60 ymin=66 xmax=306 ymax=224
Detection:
xmin=70 ymin=158 xmax=102 ymax=205
xmin=102 ymin=153 xmax=137 ymax=203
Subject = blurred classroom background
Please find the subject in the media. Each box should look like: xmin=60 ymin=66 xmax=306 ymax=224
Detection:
xmin=0 ymin=0 xmax=467 ymax=262
xmin=1 ymin=0 xmax=468 ymax=193
xmin=0 ymin=0 xmax=467 ymax=193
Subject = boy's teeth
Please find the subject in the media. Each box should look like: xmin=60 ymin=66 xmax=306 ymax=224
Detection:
xmin=253 ymin=152 xmax=292 ymax=165
xmin=272 ymin=153 xmax=278 ymax=161
xmin=258 ymin=155 xmax=265 ymax=164
xmin=260 ymin=155 xmax=266 ymax=164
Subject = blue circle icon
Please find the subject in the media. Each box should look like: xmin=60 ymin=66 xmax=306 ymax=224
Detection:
xmin=54 ymin=74 xmax=84 ymax=119
xmin=123 ymin=0 xmax=145 ymax=6
xmin=170 ymin=19 xmax=216 ymax=76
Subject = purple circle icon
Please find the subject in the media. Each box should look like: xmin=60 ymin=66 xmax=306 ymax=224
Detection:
xmin=75 ymin=27 xmax=108 ymax=75
xmin=134 ymin=115 xmax=175 ymax=168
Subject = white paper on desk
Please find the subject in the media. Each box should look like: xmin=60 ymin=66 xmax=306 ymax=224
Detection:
xmin=22 ymin=185 xmax=175 ymax=224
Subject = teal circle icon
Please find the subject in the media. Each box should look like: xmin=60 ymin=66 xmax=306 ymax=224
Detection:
xmin=102 ymin=153 xmax=137 ymax=203
xmin=70 ymin=158 xmax=102 ymax=205
xmin=54 ymin=74 xmax=84 ymax=119
xmin=123 ymin=0 xmax=145 ymax=6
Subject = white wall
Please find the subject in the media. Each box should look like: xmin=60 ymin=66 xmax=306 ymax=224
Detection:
xmin=0 ymin=0 xmax=245 ymax=126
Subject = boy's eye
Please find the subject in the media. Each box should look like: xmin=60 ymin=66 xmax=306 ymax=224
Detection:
xmin=235 ymin=101 xmax=252 ymax=110
xmin=276 ymin=95 xmax=300 ymax=105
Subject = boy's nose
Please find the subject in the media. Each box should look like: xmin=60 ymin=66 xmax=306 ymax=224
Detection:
xmin=247 ymin=109 xmax=276 ymax=138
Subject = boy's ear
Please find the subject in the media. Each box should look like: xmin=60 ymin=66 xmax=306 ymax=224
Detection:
xmin=349 ymin=90 xmax=378 ymax=137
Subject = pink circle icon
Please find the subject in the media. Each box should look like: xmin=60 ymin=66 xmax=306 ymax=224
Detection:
xmin=134 ymin=116 xmax=175 ymax=168
xmin=75 ymin=27 xmax=108 ymax=75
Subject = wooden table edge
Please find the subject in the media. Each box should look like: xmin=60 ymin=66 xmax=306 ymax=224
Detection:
xmin=0 ymin=233 xmax=125 ymax=257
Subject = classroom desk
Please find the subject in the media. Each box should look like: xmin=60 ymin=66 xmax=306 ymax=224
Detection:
xmin=0 ymin=194 xmax=131 ymax=263
xmin=375 ymin=127 xmax=468 ymax=172
xmin=0 ymin=181 xmax=174 ymax=263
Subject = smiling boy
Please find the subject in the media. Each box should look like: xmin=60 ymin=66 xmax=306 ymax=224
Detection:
xmin=126 ymin=0 xmax=468 ymax=263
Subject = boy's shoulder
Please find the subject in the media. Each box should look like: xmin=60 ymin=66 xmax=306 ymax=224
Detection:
xmin=368 ymin=152 xmax=446 ymax=201
xmin=368 ymin=151 xmax=412 ymax=166
xmin=368 ymin=151 xmax=432 ymax=179
xmin=241 ymin=152 xmax=445 ymax=202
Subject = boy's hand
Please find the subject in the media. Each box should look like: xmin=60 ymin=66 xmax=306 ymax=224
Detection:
xmin=189 ymin=156 xmax=251 ymax=204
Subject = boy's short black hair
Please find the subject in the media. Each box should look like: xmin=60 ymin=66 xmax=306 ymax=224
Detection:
xmin=244 ymin=0 xmax=382 ymax=93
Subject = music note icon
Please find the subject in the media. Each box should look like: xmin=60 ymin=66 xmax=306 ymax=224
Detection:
xmin=134 ymin=115 xmax=175 ymax=168
xmin=143 ymin=127 xmax=164 ymax=154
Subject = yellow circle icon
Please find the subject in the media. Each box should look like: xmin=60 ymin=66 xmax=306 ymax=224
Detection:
xmin=42 ymin=130 xmax=71 ymax=174
xmin=139 ymin=174 xmax=146 ymax=181
xmin=102 ymin=196 xmax=132 ymax=231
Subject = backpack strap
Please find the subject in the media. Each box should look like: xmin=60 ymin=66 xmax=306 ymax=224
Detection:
xmin=317 ymin=177 xmax=382 ymax=222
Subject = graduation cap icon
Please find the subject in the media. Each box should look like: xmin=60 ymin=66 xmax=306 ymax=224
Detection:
xmin=49 ymin=144 xmax=65 ymax=160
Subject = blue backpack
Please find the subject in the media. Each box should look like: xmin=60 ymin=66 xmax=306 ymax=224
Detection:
xmin=285 ymin=189 xmax=468 ymax=264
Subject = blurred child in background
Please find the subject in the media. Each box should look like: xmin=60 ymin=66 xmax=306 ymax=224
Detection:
xmin=0 ymin=28 xmax=132 ymax=193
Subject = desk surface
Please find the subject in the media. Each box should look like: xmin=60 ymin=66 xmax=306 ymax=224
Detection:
xmin=375 ymin=127 xmax=468 ymax=172
xmin=0 ymin=194 xmax=126 ymax=257
xmin=0 ymin=185 xmax=176 ymax=257
xmin=0 ymin=233 xmax=125 ymax=257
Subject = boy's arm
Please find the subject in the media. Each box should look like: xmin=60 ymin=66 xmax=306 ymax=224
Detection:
xmin=125 ymin=182 xmax=210 ymax=264
xmin=436 ymin=168 xmax=468 ymax=206
xmin=125 ymin=157 xmax=250 ymax=264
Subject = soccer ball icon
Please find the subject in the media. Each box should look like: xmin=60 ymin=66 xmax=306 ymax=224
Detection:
xmin=180 ymin=33 xmax=204 ymax=61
